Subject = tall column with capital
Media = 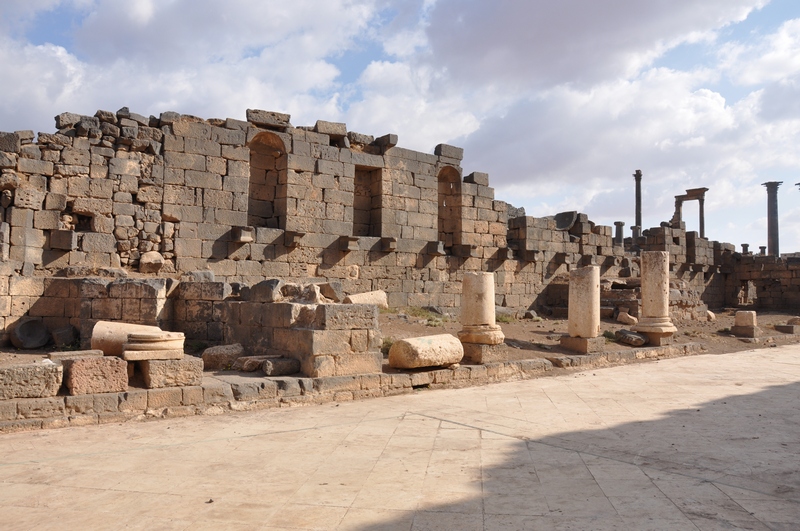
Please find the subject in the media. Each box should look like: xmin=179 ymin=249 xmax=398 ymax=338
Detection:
xmin=634 ymin=170 xmax=642 ymax=230
xmin=698 ymin=196 xmax=706 ymax=238
xmin=762 ymin=182 xmax=782 ymax=256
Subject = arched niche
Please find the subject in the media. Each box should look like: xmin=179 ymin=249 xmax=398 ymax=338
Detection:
xmin=437 ymin=166 xmax=461 ymax=247
xmin=248 ymin=131 xmax=287 ymax=228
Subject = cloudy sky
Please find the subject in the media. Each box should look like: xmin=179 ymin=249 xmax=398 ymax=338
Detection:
xmin=2 ymin=0 xmax=800 ymax=252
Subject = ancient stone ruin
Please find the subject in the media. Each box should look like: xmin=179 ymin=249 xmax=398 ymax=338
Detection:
xmin=0 ymin=106 xmax=799 ymax=431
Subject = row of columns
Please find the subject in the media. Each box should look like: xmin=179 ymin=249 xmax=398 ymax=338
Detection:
xmin=622 ymin=172 xmax=788 ymax=257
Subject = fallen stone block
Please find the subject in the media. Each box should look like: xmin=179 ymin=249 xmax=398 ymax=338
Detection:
xmin=615 ymin=330 xmax=648 ymax=347
xmin=62 ymin=356 xmax=128 ymax=395
xmin=213 ymin=374 xmax=278 ymax=401
xmin=0 ymin=363 xmax=62 ymax=399
xmin=250 ymin=279 xmax=284 ymax=302
xmin=10 ymin=317 xmax=49 ymax=349
xmin=262 ymin=357 xmax=301 ymax=376
xmin=140 ymin=356 xmax=203 ymax=388
xmin=343 ymin=290 xmax=388 ymax=309
xmin=388 ymin=334 xmax=463 ymax=369
xmin=202 ymin=343 xmax=245 ymax=370
xmin=775 ymin=324 xmax=800 ymax=334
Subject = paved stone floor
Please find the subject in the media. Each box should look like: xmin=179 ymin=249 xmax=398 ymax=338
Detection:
xmin=1 ymin=347 xmax=800 ymax=530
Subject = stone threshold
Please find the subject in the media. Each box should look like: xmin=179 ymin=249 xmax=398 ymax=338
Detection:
xmin=0 ymin=342 xmax=704 ymax=434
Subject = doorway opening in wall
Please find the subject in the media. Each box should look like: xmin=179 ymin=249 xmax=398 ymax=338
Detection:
xmin=353 ymin=166 xmax=381 ymax=237
xmin=248 ymin=131 xmax=287 ymax=229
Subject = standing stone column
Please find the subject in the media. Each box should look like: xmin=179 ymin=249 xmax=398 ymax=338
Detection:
xmin=459 ymin=272 xmax=505 ymax=363
xmin=614 ymin=221 xmax=625 ymax=245
xmin=634 ymin=170 xmax=643 ymax=230
xmin=560 ymin=266 xmax=604 ymax=353
xmin=632 ymin=251 xmax=677 ymax=345
xmin=762 ymin=182 xmax=782 ymax=256
xmin=698 ymin=196 xmax=706 ymax=238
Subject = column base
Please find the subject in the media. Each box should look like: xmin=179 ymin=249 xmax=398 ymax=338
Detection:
xmin=462 ymin=343 xmax=506 ymax=364
xmin=559 ymin=335 xmax=605 ymax=354
xmin=458 ymin=325 xmax=505 ymax=345
xmin=641 ymin=332 xmax=674 ymax=346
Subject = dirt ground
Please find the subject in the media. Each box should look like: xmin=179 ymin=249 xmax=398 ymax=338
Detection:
xmin=2 ymin=307 xmax=799 ymax=368
xmin=378 ymin=307 xmax=800 ymax=359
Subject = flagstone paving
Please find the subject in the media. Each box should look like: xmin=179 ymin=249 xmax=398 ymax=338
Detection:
xmin=1 ymin=346 xmax=799 ymax=530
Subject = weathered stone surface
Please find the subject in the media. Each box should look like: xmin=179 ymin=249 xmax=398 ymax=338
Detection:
xmin=202 ymin=343 xmax=245 ymax=370
xmin=734 ymin=311 xmax=757 ymax=327
xmin=141 ymin=356 xmax=203 ymax=388
xmin=139 ymin=251 xmax=165 ymax=273
xmin=123 ymin=349 xmax=184 ymax=361
xmin=788 ymin=317 xmax=800 ymax=326
xmin=246 ymin=109 xmax=291 ymax=128
xmin=212 ymin=374 xmax=278 ymax=401
xmin=63 ymin=356 xmax=128 ymax=395
xmin=318 ymin=281 xmax=344 ymax=302
xmin=10 ymin=317 xmax=49 ymax=349
xmin=250 ymin=279 xmax=284 ymax=302
xmin=615 ymin=329 xmax=648 ymax=347
xmin=343 ymin=290 xmax=388 ymax=309
xmin=0 ymin=363 xmax=62 ymax=399
xmin=459 ymin=272 xmax=505 ymax=346
xmin=314 ymin=304 xmax=378 ymax=331
xmin=388 ymin=334 xmax=463 ymax=369
xmin=262 ymin=357 xmax=301 ymax=376
xmin=568 ymin=266 xmax=600 ymax=338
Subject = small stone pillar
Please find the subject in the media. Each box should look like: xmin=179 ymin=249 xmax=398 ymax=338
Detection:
xmin=459 ymin=272 xmax=505 ymax=363
xmin=632 ymin=251 xmax=676 ymax=345
xmin=762 ymin=181 xmax=782 ymax=256
xmin=631 ymin=226 xmax=641 ymax=240
xmin=741 ymin=243 xmax=750 ymax=255
xmin=731 ymin=311 xmax=761 ymax=338
xmin=560 ymin=265 xmax=604 ymax=353
xmin=614 ymin=221 xmax=625 ymax=245
xmin=759 ymin=246 xmax=767 ymax=256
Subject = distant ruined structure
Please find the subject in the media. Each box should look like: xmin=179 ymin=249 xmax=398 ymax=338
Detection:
xmin=0 ymin=106 xmax=797 ymax=349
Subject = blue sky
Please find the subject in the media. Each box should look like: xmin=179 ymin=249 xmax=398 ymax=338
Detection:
xmin=2 ymin=0 xmax=800 ymax=253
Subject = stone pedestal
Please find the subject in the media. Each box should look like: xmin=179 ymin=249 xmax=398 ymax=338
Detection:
xmin=567 ymin=266 xmax=600 ymax=339
xmin=457 ymin=272 xmax=504 ymax=346
xmin=559 ymin=336 xmax=606 ymax=354
xmin=731 ymin=310 xmax=762 ymax=338
xmin=632 ymin=251 xmax=677 ymax=344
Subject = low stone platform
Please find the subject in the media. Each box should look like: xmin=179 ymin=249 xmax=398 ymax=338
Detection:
xmin=0 ymin=342 xmax=705 ymax=434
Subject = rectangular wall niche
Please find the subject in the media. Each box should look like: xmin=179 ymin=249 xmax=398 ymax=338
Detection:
xmin=353 ymin=167 xmax=382 ymax=237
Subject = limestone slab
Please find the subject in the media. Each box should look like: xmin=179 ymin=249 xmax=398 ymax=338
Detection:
xmin=202 ymin=343 xmax=244 ymax=371
xmin=388 ymin=334 xmax=464 ymax=369
xmin=122 ymin=349 xmax=185 ymax=361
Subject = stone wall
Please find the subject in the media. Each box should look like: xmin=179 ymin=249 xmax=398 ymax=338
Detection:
xmin=0 ymin=106 xmax=772 ymax=342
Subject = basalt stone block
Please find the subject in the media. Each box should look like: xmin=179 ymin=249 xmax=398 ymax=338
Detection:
xmin=201 ymin=343 xmax=244 ymax=370
xmin=615 ymin=329 xmax=648 ymax=347
xmin=140 ymin=356 xmax=203 ymax=388
xmin=246 ymin=109 xmax=291 ymax=128
xmin=0 ymin=363 xmax=62 ymax=399
xmin=231 ymin=355 xmax=272 ymax=372
xmin=250 ymin=279 xmax=284 ymax=302
xmin=63 ymin=356 xmax=128 ymax=395
xmin=10 ymin=317 xmax=49 ymax=349
xmin=559 ymin=335 xmax=606 ymax=354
